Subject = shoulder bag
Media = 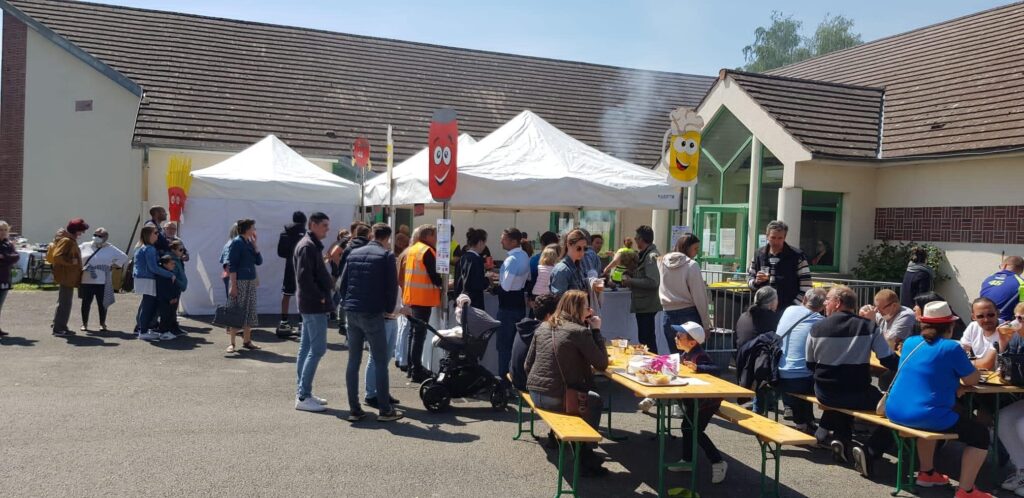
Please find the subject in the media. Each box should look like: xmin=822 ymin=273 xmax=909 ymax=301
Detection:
xmin=214 ymin=304 xmax=246 ymax=330
xmin=876 ymin=340 xmax=926 ymax=417
xmin=550 ymin=326 xmax=588 ymax=416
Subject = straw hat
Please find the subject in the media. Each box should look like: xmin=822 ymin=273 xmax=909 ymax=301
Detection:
xmin=920 ymin=301 xmax=958 ymax=324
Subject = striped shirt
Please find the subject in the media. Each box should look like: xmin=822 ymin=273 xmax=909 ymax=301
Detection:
xmin=806 ymin=311 xmax=897 ymax=408
xmin=747 ymin=243 xmax=812 ymax=307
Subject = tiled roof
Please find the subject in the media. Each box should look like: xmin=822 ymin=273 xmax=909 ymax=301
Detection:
xmin=725 ymin=70 xmax=884 ymax=158
xmin=768 ymin=2 xmax=1024 ymax=159
xmin=6 ymin=0 xmax=715 ymax=167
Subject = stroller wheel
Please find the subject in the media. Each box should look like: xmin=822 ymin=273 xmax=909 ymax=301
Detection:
xmin=419 ymin=379 xmax=451 ymax=412
xmin=489 ymin=386 xmax=508 ymax=410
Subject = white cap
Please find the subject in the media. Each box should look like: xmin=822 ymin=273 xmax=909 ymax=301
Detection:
xmin=671 ymin=321 xmax=705 ymax=344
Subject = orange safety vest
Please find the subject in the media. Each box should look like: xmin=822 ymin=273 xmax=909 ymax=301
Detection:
xmin=403 ymin=242 xmax=441 ymax=307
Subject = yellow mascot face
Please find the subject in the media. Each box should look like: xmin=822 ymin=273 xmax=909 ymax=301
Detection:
xmin=668 ymin=130 xmax=701 ymax=184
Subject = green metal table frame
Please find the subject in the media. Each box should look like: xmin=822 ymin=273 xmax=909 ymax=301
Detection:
xmin=656 ymin=398 xmax=701 ymax=497
xmin=889 ymin=430 xmax=919 ymax=496
xmin=758 ymin=438 xmax=784 ymax=498
xmin=511 ymin=390 xmax=584 ymax=497
xmin=513 ymin=390 xmax=537 ymax=441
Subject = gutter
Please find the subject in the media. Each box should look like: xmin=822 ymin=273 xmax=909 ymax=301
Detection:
xmin=0 ymin=0 xmax=143 ymax=97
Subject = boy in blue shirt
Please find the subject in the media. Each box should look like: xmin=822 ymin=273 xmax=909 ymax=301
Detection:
xmin=667 ymin=322 xmax=727 ymax=484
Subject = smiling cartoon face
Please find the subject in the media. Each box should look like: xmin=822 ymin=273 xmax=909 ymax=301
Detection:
xmin=428 ymin=108 xmax=458 ymax=201
xmin=667 ymin=130 xmax=701 ymax=184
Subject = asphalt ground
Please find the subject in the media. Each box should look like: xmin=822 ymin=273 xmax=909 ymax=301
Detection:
xmin=0 ymin=290 xmax=1010 ymax=497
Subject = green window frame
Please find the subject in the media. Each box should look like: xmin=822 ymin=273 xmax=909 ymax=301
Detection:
xmin=801 ymin=191 xmax=843 ymax=273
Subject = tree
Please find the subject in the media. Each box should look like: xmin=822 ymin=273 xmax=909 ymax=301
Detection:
xmin=742 ymin=12 xmax=862 ymax=72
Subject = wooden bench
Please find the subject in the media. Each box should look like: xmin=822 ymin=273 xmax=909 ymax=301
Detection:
xmin=717 ymin=401 xmax=815 ymax=498
xmin=511 ymin=384 xmax=602 ymax=497
xmin=789 ymin=393 xmax=956 ymax=496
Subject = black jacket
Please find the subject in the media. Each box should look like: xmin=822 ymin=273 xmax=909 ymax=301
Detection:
xmin=900 ymin=263 xmax=934 ymax=308
xmin=340 ymin=241 xmax=398 ymax=314
xmin=735 ymin=333 xmax=775 ymax=390
xmin=747 ymin=243 xmax=812 ymax=308
xmin=155 ymin=273 xmax=180 ymax=302
xmin=510 ymin=318 xmax=541 ymax=391
xmin=334 ymin=236 xmax=368 ymax=287
xmin=453 ymin=250 xmax=488 ymax=310
xmin=277 ymin=222 xmax=305 ymax=266
xmin=735 ymin=307 xmax=781 ymax=350
xmin=293 ymin=232 xmax=333 ymax=314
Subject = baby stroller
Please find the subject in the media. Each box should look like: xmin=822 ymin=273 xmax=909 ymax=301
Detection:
xmin=405 ymin=302 xmax=506 ymax=412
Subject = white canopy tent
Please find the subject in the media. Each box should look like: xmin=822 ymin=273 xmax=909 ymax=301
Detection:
xmin=181 ymin=135 xmax=359 ymax=315
xmin=364 ymin=110 xmax=678 ymax=210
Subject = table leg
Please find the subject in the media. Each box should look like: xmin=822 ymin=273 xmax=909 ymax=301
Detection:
xmin=991 ymin=392 xmax=1002 ymax=485
xmin=690 ymin=398 xmax=699 ymax=495
xmin=602 ymin=381 xmax=626 ymax=441
xmin=657 ymin=399 xmax=667 ymax=498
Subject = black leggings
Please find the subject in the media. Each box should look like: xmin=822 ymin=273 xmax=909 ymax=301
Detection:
xmin=79 ymin=284 xmax=107 ymax=326
xmin=682 ymin=405 xmax=723 ymax=463
xmin=408 ymin=305 xmax=433 ymax=371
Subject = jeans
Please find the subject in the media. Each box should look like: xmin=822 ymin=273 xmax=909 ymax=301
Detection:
xmin=395 ymin=315 xmax=411 ymax=367
xmin=0 ymin=288 xmax=9 ymax=329
xmin=682 ymin=404 xmax=724 ymax=463
xmin=296 ymin=313 xmax=329 ymax=399
xmin=366 ymin=318 xmax=397 ymax=399
xmin=776 ymin=376 xmax=815 ymax=425
xmin=662 ymin=307 xmax=703 ymax=354
xmin=135 ymin=294 xmax=158 ymax=334
xmin=497 ymin=307 xmax=526 ymax=378
xmin=408 ymin=305 xmax=433 ymax=373
xmin=530 ymin=390 xmax=604 ymax=432
xmin=79 ymin=283 xmax=107 ymax=326
xmin=636 ymin=312 xmax=658 ymax=354
xmin=347 ymin=311 xmax=392 ymax=414
xmin=52 ymin=285 xmax=74 ymax=332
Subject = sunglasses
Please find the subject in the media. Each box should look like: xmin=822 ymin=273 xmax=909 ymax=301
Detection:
xmin=975 ymin=313 xmax=997 ymax=319
xmin=573 ymin=245 xmax=586 ymax=252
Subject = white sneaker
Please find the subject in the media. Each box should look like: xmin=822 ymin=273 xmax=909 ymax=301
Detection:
xmin=139 ymin=331 xmax=161 ymax=341
xmin=159 ymin=332 xmax=177 ymax=341
xmin=666 ymin=459 xmax=691 ymax=472
xmin=671 ymin=403 xmax=685 ymax=418
xmin=711 ymin=461 xmax=728 ymax=484
xmin=638 ymin=397 xmax=655 ymax=413
xmin=309 ymin=394 xmax=328 ymax=405
xmin=295 ymin=396 xmax=326 ymax=412
xmin=1003 ymin=470 xmax=1024 ymax=491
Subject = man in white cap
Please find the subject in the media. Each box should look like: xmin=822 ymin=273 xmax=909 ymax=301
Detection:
xmin=666 ymin=321 xmax=728 ymax=484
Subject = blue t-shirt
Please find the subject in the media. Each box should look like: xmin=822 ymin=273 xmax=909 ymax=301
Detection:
xmin=776 ymin=305 xmax=824 ymax=379
xmin=885 ymin=335 xmax=975 ymax=431
xmin=980 ymin=269 xmax=1024 ymax=321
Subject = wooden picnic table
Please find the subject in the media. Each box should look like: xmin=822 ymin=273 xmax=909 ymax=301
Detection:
xmin=603 ymin=348 xmax=753 ymax=497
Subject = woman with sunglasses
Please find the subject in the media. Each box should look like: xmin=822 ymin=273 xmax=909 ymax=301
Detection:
xmin=549 ymin=229 xmax=590 ymax=298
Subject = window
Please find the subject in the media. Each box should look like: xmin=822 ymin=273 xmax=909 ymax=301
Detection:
xmin=800 ymin=191 xmax=842 ymax=272
xmin=549 ymin=210 xmax=616 ymax=251
xmin=756 ymin=148 xmax=784 ymax=236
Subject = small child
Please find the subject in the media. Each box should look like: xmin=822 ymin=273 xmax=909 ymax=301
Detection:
xmin=155 ymin=255 xmax=181 ymax=340
xmin=668 ymin=322 xmax=728 ymax=484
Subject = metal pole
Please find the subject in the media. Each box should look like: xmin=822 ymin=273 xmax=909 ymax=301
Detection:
xmin=359 ymin=165 xmax=366 ymax=223
xmin=441 ymin=200 xmax=451 ymax=328
xmin=387 ymin=125 xmax=394 ymax=232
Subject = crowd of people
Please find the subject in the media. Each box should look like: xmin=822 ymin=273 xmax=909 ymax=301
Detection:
xmin=9 ymin=209 xmax=1024 ymax=496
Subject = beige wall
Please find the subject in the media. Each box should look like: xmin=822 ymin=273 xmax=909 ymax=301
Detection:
xmin=21 ymin=29 xmax=141 ymax=245
xmin=791 ymin=161 xmax=878 ymax=272
xmin=874 ymin=153 xmax=1024 ymax=208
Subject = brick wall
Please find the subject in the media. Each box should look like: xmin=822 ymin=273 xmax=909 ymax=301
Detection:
xmin=874 ymin=206 xmax=1024 ymax=244
xmin=0 ymin=13 xmax=26 ymax=233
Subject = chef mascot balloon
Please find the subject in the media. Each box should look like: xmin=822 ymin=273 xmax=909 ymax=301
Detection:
xmin=428 ymin=108 xmax=458 ymax=202
xmin=662 ymin=107 xmax=704 ymax=186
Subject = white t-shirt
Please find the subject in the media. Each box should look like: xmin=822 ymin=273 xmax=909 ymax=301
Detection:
xmin=959 ymin=321 xmax=1000 ymax=358
xmin=79 ymin=242 xmax=129 ymax=285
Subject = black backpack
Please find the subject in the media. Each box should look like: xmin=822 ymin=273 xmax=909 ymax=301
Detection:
xmin=121 ymin=258 xmax=135 ymax=293
xmin=755 ymin=311 xmax=815 ymax=387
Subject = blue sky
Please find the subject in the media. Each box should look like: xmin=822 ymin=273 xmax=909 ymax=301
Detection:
xmin=0 ymin=0 xmax=1011 ymax=75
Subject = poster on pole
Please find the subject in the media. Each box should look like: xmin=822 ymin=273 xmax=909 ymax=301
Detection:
xmin=436 ymin=218 xmax=452 ymax=274
xmin=670 ymin=225 xmax=690 ymax=250
xmin=428 ymin=108 xmax=459 ymax=201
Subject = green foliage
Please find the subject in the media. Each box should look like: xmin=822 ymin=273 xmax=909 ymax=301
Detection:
xmin=851 ymin=240 xmax=949 ymax=284
xmin=742 ymin=12 xmax=862 ymax=72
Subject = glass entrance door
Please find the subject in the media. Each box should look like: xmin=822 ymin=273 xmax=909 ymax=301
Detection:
xmin=693 ymin=205 xmax=748 ymax=273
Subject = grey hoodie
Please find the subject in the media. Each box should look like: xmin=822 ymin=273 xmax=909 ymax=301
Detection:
xmin=658 ymin=252 xmax=711 ymax=327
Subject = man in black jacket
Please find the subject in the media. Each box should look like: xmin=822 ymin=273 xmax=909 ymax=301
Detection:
xmin=340 ymin=223 xmax=403 ymax=422
xmin=806 ymin=285 xmax=898 ymax=475
xmin=277 ymin=211 xmax=306 ymax=337
xmin=509 ymin=294 xmax=559 ymax=392
xmin=294 ymin=212 xmax=333 ymax=413
xmin=747 ymin=220 xmax=812 ymax=311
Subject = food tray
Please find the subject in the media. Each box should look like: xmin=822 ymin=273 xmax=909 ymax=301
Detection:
xmin=612 ymin=368 xmax=690 ymax=387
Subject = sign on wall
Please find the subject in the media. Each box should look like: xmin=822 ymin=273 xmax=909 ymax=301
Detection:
xmin=166 ymin=155 xmax=192 ymax=223
xmin=662 ymin=107 xmax=704 ymax=186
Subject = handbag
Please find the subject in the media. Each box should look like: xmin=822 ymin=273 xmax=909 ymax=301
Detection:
xmin=999 ymin=352 xmax=1024 ymax=387
xmin=876 ymin=340 xmax=926 ymax=416
xmin=550 ymin=326 xmax=589 ymax=416
xmin=214 ymin=304 xmax=246 ymax=329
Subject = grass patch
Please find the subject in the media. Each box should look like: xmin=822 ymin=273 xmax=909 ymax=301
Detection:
xmin=12 ymin=282 xmax=58 ymax=291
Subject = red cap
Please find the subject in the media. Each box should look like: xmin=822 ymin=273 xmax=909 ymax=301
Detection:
xmin=66 ymin=218 xmax=90 ymax=234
